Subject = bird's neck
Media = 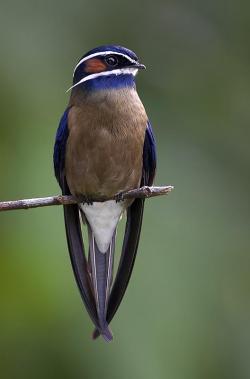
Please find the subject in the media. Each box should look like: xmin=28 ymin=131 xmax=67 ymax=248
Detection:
xmin=69 ymin=86 xmax=147 ymax=134
xmin=70 ymin=85 xmax=140 ymax=110
xmin=74 ymin=73 xmax=136 ymax=93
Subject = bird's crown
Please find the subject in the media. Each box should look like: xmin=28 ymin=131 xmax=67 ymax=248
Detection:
xmin=68 ymin=45 xmax=145 ymax=92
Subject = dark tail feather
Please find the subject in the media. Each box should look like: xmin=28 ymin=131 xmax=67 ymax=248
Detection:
xmin=93 ymin=198 xmax=145 ymax=339
xmin=63 ymin=203 xmax=101 ymax=329
xmin=62 ymin=178 xmax=103 ymax=336
xmin=88 ymin=226 xmax=116 ymax=342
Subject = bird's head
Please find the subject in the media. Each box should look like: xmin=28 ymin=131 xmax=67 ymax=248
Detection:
xmin=68 ymin=45 xmax=145 ymax=92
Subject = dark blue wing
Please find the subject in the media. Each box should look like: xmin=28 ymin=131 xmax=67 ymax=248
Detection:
xmin=53 ymin=108 xmax=70 ymax=188
xmin=93 ymin=120 xmax=157 ymax=337
xmin=142 ymin=120 xmax=157 ymax=186
xmin=53 ymin=109 xmax=103 ymax=338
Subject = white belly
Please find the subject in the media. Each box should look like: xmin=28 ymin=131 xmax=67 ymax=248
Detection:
xmin=81 ymin=200 xmax=124 ymax=253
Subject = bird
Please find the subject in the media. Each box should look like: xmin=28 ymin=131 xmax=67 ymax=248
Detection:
xmin=53 ymin=45 xmax=157 ymax=342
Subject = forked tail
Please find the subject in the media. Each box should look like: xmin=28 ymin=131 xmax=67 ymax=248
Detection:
xmin=88 ymin=225 xmax=116 ymax=342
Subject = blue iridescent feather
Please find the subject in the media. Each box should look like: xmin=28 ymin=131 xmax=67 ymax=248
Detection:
xmin=53 ymin=108 xmax=69 ymax=187
xmin=79 ymin=45 xmax=138 ymax=64
xmin=143 ymin=121 xmax=157 ymax=186
xmin=84 ymin=74 xmax=136 ymax=91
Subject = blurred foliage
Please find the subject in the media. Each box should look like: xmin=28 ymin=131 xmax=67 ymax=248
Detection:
xmin=0 ymin=0 xmax=250 ymax=378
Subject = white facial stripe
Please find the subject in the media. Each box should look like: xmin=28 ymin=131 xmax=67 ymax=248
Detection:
xmin=67 ymin=67 xmax=138 ymax=92
xmin=73 ymin=51 xmax=138 ymax=74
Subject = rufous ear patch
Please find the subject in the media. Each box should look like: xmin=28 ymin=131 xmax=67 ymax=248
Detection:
xmin=84 ymin=58 xmax=107 ymax=73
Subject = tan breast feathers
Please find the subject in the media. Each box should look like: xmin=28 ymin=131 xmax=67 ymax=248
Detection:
xmin=65 ymin=88 xmax=148 ymax=197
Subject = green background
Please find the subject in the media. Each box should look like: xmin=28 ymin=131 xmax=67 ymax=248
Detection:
xmin=0 ymin=0 xmax=250 ymax=378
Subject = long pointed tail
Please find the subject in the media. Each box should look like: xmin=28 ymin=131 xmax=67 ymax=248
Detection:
xmin=88 ymin=225 xmax=116 ymax=342
xmin=92 ymin=198 xmax=145 ymax=340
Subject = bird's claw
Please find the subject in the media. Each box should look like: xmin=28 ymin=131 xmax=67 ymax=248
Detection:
xmin=77 ymin=195 xmax=93 ymax=205
xmin=115 ymin=192 xmax=124 ymax=203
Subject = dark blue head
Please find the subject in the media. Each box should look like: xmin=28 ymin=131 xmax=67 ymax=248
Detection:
xmin=68 ymin=45 xmax=145 ymax=92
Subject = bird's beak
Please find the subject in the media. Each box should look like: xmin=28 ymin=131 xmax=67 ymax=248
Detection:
xmin=135 ymin=62 xmax=146 ymax=70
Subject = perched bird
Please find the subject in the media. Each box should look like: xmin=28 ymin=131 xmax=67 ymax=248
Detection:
xmin=53 ymin=45 xmax=156 ymax=341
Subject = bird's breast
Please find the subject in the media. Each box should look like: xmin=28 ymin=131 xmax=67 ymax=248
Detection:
xmin=65 ymin=87 xmax=148 ymax=198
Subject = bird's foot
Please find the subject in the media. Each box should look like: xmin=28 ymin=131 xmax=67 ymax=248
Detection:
xmin=114 ymin=191 xmax=125 ymax=203
xmin=77 ymin=195 xmax=93 ymax=205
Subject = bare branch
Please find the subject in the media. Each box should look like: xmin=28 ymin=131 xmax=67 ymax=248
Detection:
xmin=0 ymin=185 xmax=174 ymax=212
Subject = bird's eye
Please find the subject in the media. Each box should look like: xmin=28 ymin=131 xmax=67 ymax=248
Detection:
xmin=105 ymin=55 xmax=118 ymax=67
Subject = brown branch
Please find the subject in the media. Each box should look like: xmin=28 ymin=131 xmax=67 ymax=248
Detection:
xmin=0 ymin=185 xmax=174 ymax=212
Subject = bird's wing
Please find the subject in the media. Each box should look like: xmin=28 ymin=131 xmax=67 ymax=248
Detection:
xmin=103 ymin=120 xmax=157 ymax=330
xmin=53 ymin=109 xmax=69 ymax=188
xmin=142 ymin=120 xmax=157 ymax=187
xmin=53 ymin=109 xmax=102 ymax=335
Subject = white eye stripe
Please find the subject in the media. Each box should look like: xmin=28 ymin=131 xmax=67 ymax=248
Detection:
xmin=73 ymin=51 xmax=138 ymax=74
xmin=67 ymin=67 xmax=138 ymax=92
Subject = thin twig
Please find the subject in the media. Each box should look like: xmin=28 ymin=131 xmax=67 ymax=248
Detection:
xmin=0 ymin=185 xmax=174 ymax=212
